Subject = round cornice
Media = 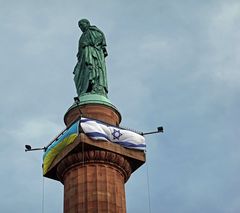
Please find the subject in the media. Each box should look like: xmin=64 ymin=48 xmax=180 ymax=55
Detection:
xmin=57 ymin=150 xmax=132 ymax=183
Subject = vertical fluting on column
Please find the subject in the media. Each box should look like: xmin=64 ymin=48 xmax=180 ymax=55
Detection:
xmin=57 ymin=150 xmax=131 ymax=213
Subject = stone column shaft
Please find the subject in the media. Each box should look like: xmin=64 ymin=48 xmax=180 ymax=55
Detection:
xmin=57 ymin=150 xmax=132 ymax=213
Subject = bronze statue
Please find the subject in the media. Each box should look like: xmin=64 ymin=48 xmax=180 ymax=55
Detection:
xmin=73 ymin=19 xmax=108 ymax=97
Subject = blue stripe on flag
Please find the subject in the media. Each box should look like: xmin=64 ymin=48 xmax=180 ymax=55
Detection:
xmin=80 ymin=118 xmax=92 ymax=123
xmin=81 ymin=118 xmax=114 ymax=128
xmin=85 ymin=132 xmax=110 ymax=141
xmin=81 ymin=118 xmax=108 ymax=126
xmin=43 ymin=121 xmax=79 ymax=158
xmin=114 ymin=141 xmax=146 ymax=149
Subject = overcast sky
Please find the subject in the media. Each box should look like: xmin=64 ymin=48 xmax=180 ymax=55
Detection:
xmin=1 ymin=0 xmax=240 ymax=212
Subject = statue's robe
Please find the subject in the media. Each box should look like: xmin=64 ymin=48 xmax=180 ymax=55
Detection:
xmin=73 ymin=26 xmax=108 ymax=97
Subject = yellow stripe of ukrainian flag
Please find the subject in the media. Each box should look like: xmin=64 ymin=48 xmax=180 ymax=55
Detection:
xmin=43 ymin=133 xmax=78 ymax=175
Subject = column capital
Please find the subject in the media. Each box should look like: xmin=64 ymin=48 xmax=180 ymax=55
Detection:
xmin=57 ymin=150 xmax=132 ymax=183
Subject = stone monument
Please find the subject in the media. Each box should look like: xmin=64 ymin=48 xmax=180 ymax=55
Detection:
xmin=43 ymin=19 xmax=146 ymax=213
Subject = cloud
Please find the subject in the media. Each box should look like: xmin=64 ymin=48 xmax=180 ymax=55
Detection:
xmin=204 ymin=1 xmax=240 ymax=86
xmin=1 ymin=0 xmax=240 ymax=212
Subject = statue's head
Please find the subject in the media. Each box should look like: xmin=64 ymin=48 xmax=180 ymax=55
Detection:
xmin=78 ymin=19 xmax=90 ymax=32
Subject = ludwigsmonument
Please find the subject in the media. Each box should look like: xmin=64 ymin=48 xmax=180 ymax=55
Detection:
xmin=42 ymin=19 xmax=146 ymax=213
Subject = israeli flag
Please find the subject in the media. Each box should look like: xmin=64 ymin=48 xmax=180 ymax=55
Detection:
xmin=80 ymin=117 xmax=146 ymax=150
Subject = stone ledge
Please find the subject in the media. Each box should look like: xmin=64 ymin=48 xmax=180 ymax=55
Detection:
xmin=44 ymin=133 xmax=145 ymax=182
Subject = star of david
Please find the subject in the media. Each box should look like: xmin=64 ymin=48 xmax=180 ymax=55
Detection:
xmin=112 ymin=129 xmax=122 ymax=140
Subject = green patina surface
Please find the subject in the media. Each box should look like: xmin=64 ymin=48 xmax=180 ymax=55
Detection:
xmin=78 ymin=93 xmax=113 ymax=106
xmin=73 ymin=19 xmax=108 ymax=98
xmin=69 ymin=93 xmax=117 ymax=110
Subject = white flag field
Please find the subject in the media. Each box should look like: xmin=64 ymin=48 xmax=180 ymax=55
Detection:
xmin=80 ymin=117 xmax=146 ymax=151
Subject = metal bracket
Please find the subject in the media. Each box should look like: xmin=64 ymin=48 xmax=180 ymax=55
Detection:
xmin=25 ymin=145 xmax=46 ymax=152
xmin=141 ymin=126 xmax=164 ymax=136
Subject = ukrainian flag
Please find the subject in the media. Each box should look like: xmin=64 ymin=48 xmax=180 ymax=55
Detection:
xmin=43 ymin=121 xmax=79 ymax=175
